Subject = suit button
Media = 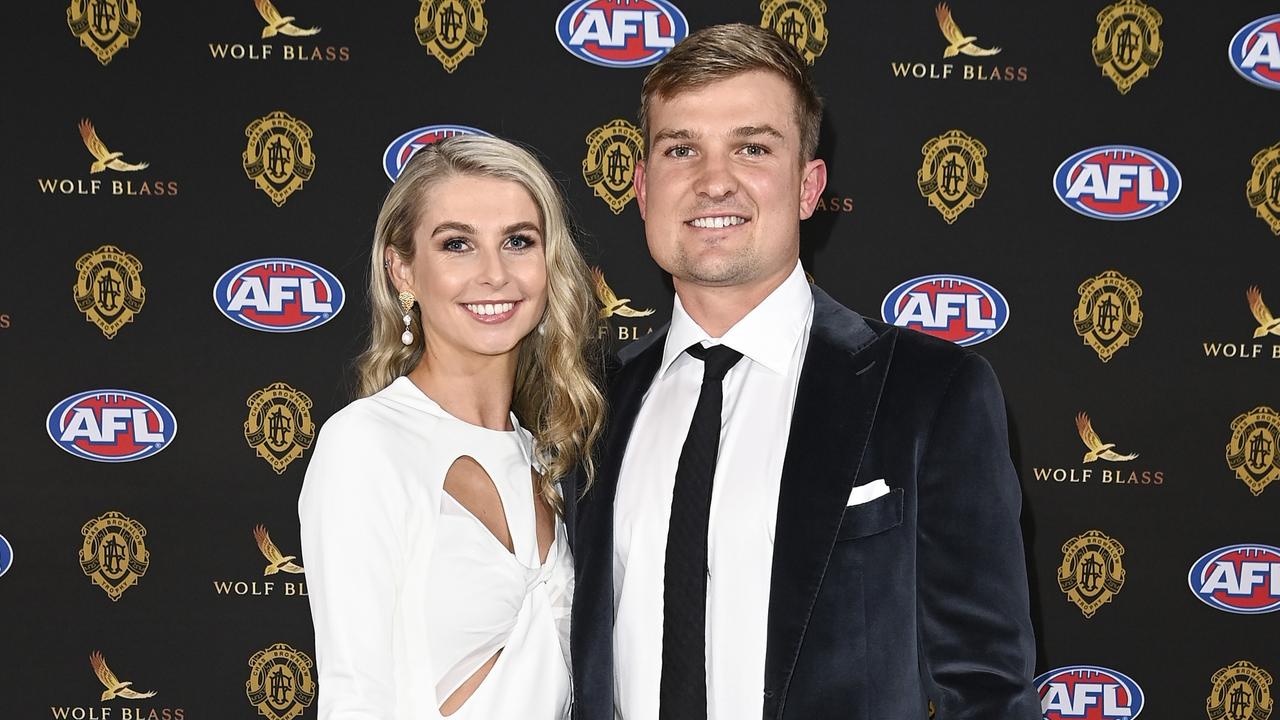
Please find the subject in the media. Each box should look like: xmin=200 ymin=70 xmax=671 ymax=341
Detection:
xmin=763 ymin=689 xmax=775 ymax=699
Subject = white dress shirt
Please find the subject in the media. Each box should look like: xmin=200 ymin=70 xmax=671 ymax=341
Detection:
xmin=613 ymin=261 xmax=814 ymax=720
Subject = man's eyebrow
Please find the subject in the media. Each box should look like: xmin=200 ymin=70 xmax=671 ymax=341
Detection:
xmin=651 ymin=128 xmax=696 ymax=144
xmin=732 ymin=124 xmax=785 ymax=140
xmin=431 ymin=221 xmax=477 ymax=235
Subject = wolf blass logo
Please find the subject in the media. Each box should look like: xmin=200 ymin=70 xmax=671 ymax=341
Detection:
xmin=593 ymin=267 xmax=655 ymax=342
xmin=890 ymin=3 xmax=1028 ymax=82
xmin=1032 ymin=411 xmax=1164 ymax=487
xmin=213 ymin=525 xmax=307 ymax=597
xmin=208 ymin=0 xmax=349 ymax=62
xmin=49 ymin=650 xmax=184 ymax=720
xmin=1203 ymin=286 xmax=1280 ymax=360
xmin=38 ymin=119 xmax=177 ymax=197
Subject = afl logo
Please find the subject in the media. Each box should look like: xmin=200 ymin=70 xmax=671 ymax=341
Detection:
xmin=1054 ymin=145 xmax=1180 ymax=221
xmin=556 ymin=0 xmax=688 ymax=68
xmin=881 ymin=274 xmax=1009 ymax=347
xmin=1035 ymin=665 xmax=1144 ymax=720
xmin=1189 ymin=544 xmax=1280 ymax=614
xmin=0 ymin=533 xmax=11 ymax=579
xmin=382 ymin=125 xmax=492 ymax=181
xmin=214 ymin=258 xmax=344 ymax=333
xmin=47 ymin=390 xmax=177 ymax=463
xmin=1231 ymin=15 xmax=1280 ymax=90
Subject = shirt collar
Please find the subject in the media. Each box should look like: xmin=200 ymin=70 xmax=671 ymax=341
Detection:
xmin=658 ymin=261 xmax=813 ymax=378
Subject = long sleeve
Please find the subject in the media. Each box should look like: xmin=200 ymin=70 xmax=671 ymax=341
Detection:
xmin=299 ymin=408 xmax=410 ymax=720
xmin=915 ymin=353 xmax=1041 ymax=719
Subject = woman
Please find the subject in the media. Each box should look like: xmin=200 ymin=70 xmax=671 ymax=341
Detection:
xmin=299 ymin=135 xmax=604 ymax=719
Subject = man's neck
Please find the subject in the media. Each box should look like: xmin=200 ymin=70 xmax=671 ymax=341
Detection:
xmin=673 ymin=264 xmax=796 ymax=338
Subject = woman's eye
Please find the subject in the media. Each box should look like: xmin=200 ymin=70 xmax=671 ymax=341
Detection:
xmin=443 ymin=238 xmax=468 ymax=252
xmin=507 ymin=234 xmax=534 ymax=250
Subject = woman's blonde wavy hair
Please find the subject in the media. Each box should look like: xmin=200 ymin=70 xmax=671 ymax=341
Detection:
xmin=355 ymin=135 xmax=605 ymax=508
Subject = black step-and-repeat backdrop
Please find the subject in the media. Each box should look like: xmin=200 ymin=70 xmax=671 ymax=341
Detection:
xmin=3 ymin=1 xmax=1279 ymax=718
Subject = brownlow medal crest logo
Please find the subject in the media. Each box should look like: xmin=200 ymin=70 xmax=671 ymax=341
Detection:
xmin=74 ymin=245 xmax=144 ymax=339
xmin=1074 ymin=270 xmax=1142 ymax=362
xmin=1247 ymin=141 xmax=1280 ymax=236
xmin=1057 ymin=529 xmax=1125 ymax=618
xmin=246 ymin=643 xmax=315 ymax=720
xmin=80 ymin=511 xmax=149 ymax=601
xmin=416 ymin=0 xmax=487 ymax=73
xmin=1207 ymin=661 xmax=1274 ymax=720
xmin=917 ymin=129 xmax=988 ymax=223
xmin=1092 ymin=0 xmax=1162 ymax=94
xmin=67 ymin=0 xmax=141 ymax=65
xmin=583 ymin=120 xmax=644 ymax=215
xmin=760 ymin=0 xmax=828 ymax=65
xmin=1226 ymin=406 xmax=1280 ymax=496
xmin=243 ymin=111 xmax=316 ymax=207
xmin=244 ymin=382 xmax=315 ymax=474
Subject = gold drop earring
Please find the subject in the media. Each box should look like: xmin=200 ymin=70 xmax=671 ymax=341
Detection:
xmin=399 ymin=291 xmax=416 ymax=345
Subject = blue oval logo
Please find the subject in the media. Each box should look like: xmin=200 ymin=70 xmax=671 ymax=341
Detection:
xmin=47 ymin=390 xmax=178 ymax=463
xmin=556 ymin=0 xmax=688 ymax=68
xmin=1230 ymin=15 xmax=1280 ymax=90
xmin=382 ymin=125 xmax=492 ymax=181
xmin=214 ymin=258 xmax=344 ymax=333
xmin=1189 ymin=543 xmax=1280 ymax=614
xmin=1035 ymin=665 xmax=1144 ymax=720
xmin=881 ymin=274 xmax=1009 ymax=347
xmin=0 ymin=534 xmax=11 ymax=579
xmin=1053 ymin=145 xmax=1181 ymax=221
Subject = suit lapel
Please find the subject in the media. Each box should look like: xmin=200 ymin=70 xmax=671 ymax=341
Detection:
xmin=572 ymin=330 xmax=667 ymax=720
xmin=763 ymin=288 xmax=894 ymax=718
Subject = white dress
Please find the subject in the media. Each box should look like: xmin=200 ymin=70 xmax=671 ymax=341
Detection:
xmin=299 ymin=376 xmax=573 ymax=720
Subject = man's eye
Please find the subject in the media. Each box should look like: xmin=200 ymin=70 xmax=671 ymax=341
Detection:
xmin=743 ymin=144 xmax=769 ymax=156
xmin=667 ymin=145 xmax=692 ymax=158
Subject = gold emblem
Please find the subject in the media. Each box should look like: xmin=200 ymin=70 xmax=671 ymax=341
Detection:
xmin=936 ymin=3 xmax=1000 ymax=58
xmin=1076 ymin=412 xmax=1138 ymax=463
xmin=1207 ymin=661 xmax=1274 ymax=720
xmin=255 ymin=0 xmax=319 ymax=39
xmin=1074 ymin=270 xmax=1142 ymax=362
xmin=243 ymin=111 xmax=316 ymax=207
xmin=79 ymin=119 xmax=148 ymax=173
xmin=67 ymin=0 xmax=141 ymax=65
xmin=255 ymin=525 xmax=304 ymax=576
xmin=1247 ymin=141 xmax=1280 ymax=236
xmin=760 ymin=0 xmax=828 ymax=65
xmin=244 ymin=382 xmax=315 ymax=474
xmin=74 ymin=245 xmax=144 ymax=339
xmin=917 ymin=129 xmax=988 ymax=223
xmin=1226 ymin=406 xmax=1280 ymax=496
xmin=1249 ymin=286 xmax=1280 ymax=338
xmin=246 ymin=643 xmax=315 ymax=720
xmin=1092 ymin=0 xmax=1162 ymax=94
xmin=90 ymin=651 xmax=156 ymax=700
xmin=1057 ymin=529 xmax=1125 ymax=618
xmin=592 ymin=268 xmax=654 ymax=319
xmin=80 ymin=511 xmax=149 ymax=601
xmin=583 ymin=120 xmax=644 ymax=215
xmin=415 ymin=0 xmax=487 ymax=73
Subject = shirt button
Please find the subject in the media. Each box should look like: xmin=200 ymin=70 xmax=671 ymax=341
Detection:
xmin=763 ymin=689 xmax=775 ymax=699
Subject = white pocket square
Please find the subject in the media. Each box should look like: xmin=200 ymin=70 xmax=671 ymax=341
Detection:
xmin=847 ymin=478 xmax=890 ymax=507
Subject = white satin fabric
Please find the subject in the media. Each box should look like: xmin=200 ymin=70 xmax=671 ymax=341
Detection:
xmin=299 ymin=376 xmax=572 ymax=720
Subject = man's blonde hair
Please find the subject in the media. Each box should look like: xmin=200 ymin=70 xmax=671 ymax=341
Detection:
xmin=638 ymin=23 xmax=824 ymax=162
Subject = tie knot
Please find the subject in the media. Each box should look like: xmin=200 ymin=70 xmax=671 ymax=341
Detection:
xmin=686 ymin=343 xmax=743 ymax=383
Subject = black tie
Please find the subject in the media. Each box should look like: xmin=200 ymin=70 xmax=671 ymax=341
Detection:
xmin=659 ymin=343 xmax=744 ymax=720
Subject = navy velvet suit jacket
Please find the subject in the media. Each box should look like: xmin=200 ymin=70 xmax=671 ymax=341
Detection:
xmin=564 ymin=285 xmax=1040 ymax=719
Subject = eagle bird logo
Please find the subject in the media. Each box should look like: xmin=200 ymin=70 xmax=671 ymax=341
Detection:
xmin=592 ymin=268 xmax=655 ymax=319
xmin=935 ymin=3 xmax=1001 ymax=58
xmin=255 ymin=0 xmax=321 ymax=39
xmin=254 ymin=525 xmax=305 ymax=575
xmin=1075 ymin=412 xmax=1139 ymax=463
xmin=79 ymin=120 xmax=148 ymax=174
xmin=1247 ymin=286 xmax=1280 ymax=338
xmin=90 ymin=651 xmax=157 ymax=701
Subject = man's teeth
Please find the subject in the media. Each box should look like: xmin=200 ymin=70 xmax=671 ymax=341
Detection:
xmin=464 ymin=302 xmax=515 ymax=316
xmin=690 ymin=216 xmax=746 ymax=229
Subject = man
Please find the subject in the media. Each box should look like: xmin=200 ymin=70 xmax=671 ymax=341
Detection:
xmin=569 ymin=23 xmax=1040 ymax=720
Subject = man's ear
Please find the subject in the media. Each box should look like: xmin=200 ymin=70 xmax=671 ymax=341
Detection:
xmin=798 ymin=158 xmax=828 ymax=220
xmin=633 ymin=158 xmax=647 ymax=220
